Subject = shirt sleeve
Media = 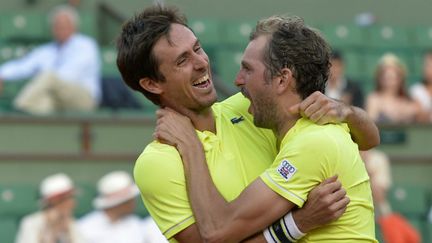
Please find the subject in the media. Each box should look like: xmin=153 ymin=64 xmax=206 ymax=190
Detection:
xmin=56 ymin=36 xmax=101 ymax=83
xmin=0 ymin=47 xmax=45 ymax=81
xmin=134 ymin=143 xmax=195 ymax=240
xmin=260 ymin=132 xmax=338 ymax=208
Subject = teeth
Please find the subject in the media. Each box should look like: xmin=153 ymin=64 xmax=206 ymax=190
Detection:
xmin=193 ymin=74 xmax=209 ymax=85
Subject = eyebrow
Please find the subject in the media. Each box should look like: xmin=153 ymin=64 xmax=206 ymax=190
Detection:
xmin=241 ymin=60 xmax=250 ymax=69
xmin=173 ymin=39 xmax=200 ymax=64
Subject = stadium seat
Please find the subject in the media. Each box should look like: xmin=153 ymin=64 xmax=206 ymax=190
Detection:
xmin=375 ymin=222 xmax=384 ymax=243
xmin=74 ymin=182 xmax=97 ymax=217
xmin=0 ymin=43 xmax=34 ymax=63
xmin=101 ymin=46 xmax=120 ymax=78
xmin=341 ymin=50 xmax=364 ymax=80
xmin=214 ymin=47 xmax=243 ymax=88
xmin=412 ymin=52 xmax=425 ymax=81
xmin=0 ymin=218 xmax=18 ymax=243
xmin=388 ymin=185 xmax=429 ymax=217
xmin=135 ymin=197 xmax=150 ymax=218
xmin=426 ymin=222 xmax=432 ymax=243
xmin=0 ymin=184 xmax=38 ymax=219
xmin=0 ymin=81 xmax=26 ymax=111
xmin=413 ymin=25 xmax=432 ymax=49
xmin=189 ymin=18 xmax=222 ymax=48
xmin=321 ymin=24 xmax=366 ymax=49
xmin=0 ymin=11 xmax=47 ymax=42
xmin=79 ymin=11 xmax=98 ymax=39
xmin=221 ymin=19 xmax=257 ymax=48
xmin=366 ymin=25 xmax=411 ymax=49
xmin=362 ymin=52 xmax=382 ymax=81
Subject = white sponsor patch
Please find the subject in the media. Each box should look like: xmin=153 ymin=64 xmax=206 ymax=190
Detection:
xmin=277 ymin=159 xmax=297 ymax=181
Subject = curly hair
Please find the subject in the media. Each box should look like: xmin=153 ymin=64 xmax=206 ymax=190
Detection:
xmin=250 ymin=16 xmax=331 ymax=99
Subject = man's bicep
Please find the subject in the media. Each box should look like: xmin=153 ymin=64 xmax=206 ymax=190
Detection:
xmin=226 ymin=178 xmax=296 ymax=241
xmin=174 ymin=223 xmax=203 ymax=243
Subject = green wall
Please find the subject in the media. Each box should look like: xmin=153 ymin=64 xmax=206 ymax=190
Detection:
xmin=4 ymin=0 xmax=432 ymax=25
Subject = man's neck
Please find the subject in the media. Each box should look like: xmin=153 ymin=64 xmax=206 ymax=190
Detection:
xmin=180 ymin=107 xmax=216 ymax=133
xmin=274 ymin=96 xmax=301 ymax=143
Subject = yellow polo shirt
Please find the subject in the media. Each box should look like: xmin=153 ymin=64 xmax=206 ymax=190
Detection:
xmin=134 ymin=93 xmax=277 ymax=242
xmin=261 ymin=118 xmax=376 ymax=242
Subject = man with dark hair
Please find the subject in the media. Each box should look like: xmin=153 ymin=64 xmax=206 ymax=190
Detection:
xmin=117 ymin=5 xmax=379 ymax=242
xmin=156 ymin=15 xmax=377 ymax=242
xmin=326 ymin=50 xmax=364 ymax=108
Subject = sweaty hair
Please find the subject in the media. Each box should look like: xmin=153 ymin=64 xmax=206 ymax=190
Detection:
xmin=117 ymin=5 xmax=187 ymax=105
xmin=250 ymin=16 xmax=331 ymax=99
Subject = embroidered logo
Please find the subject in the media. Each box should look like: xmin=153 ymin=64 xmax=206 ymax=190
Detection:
xmin=230 ymin=116 xmax=244 ymax=124
xmin=277 ymin=160 xmax=297 ymax=181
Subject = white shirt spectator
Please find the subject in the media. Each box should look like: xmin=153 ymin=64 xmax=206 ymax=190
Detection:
xmin=0 ymin=34 xmax=101 ymax=102
xmin=16 ymin=211 xmax=85 ymax=243
xmin=78 ymin=211 xmax=168 ymax=243
xmin=410 ymin=83 xmax=432 ymax=111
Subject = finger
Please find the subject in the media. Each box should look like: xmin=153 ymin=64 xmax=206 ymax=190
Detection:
xmin=298 ymin=96 xmax=316 ymax=115
xmin=300 ymin=91 xmax=321 ymax=111
xmin=321 ymin=175 xmax=338 ymax=185
xmin=303 ymin=101 xmax=323 ymax=120
xmin=332 ymin=187 xmax=346 ymax=200
xmin=288 ymin=103 xmax=301 ymax=115
xmin=309 ymin=108 xmax=327 ymax=123
xmin=329 ymin=187 xmax=347 ymax=202
xmin=332 ymin=206 xmax=348 ymax=220
xmin=156 ymin=109 xmax=166 ymax=118
xmin=321 ymin=180 xmax=342 ymax=194
xmin=331 ymin=196 xmax=350 ymax=212
xmin=156 ymin=130 xmax=176 ymax=146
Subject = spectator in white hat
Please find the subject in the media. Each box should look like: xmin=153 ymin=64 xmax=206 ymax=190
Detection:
xmin=15 ymin=173 xmax=85 ymax=243
xmin=78 ymin=171 xmax=167 ymax=243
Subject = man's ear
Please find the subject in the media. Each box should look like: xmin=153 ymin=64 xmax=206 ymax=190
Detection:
xmin=139 ymin=77 xmax=163 ymax=95
xmin=275 ymin=67 xmax=295 ymax=94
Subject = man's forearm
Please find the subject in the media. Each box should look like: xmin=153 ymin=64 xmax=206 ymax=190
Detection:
xmin=345 ymin=106 xmax=380 ymax=150
xmin=178 ymin=141 xmax=233 ymax=242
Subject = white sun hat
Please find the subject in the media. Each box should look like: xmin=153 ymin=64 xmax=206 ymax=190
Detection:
xmin=40 ymin=173 xmax=75 ymax=206
xmin=93 ymin=171 xmax=140 ymax=209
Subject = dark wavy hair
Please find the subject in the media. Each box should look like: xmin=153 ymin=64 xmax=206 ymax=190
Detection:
xmin=116 ymin=5 xmax=188 ymax=105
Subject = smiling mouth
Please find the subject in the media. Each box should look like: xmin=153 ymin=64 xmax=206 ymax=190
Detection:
xmin=192 ymin=74 xmax=211 ymax=88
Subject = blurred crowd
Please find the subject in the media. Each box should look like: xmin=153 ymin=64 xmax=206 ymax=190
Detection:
xmin=0 ymin=5 xmax=431 ymax=124
xmin=0 ymin=3 xmax=431 ymax=243
xmin=326 ymin=50 xmax=432 ymax=124
xmin=15 ymin=171 xmax=167 ymax=243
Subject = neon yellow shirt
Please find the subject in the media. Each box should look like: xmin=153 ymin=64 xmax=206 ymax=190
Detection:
xmin=261 ymin=118 xmax=376 ymax=242
xmin=134 ymin=93 xmax=277 ymax=242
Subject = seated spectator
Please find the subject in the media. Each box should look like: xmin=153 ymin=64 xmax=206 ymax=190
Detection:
xmin=410 ymin=50 xmax=432 ymax=122
xmin=15 ymin=173 xmax=84 ymax=243
xmin=366 ymin=53 xmax=421 ymax=123
xmin=361 ymin=149 xmax=421 ymax=243
xmin=78 ymin=171 xmax=167 ymax=243
xmin=326 ymin=50 xmax=364 ymax=107
xmin=0 ymin=5 xmax=101 ymax=115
